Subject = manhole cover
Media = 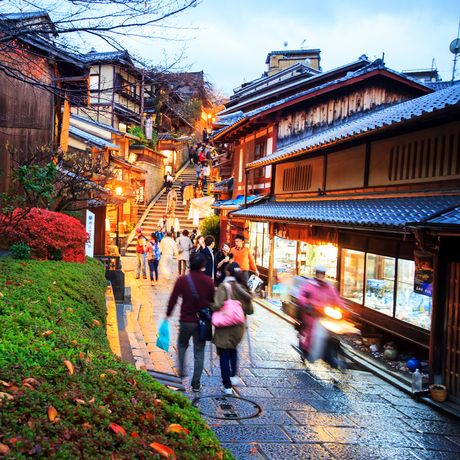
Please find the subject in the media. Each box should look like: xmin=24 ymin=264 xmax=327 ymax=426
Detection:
xmin=192 ymin=394 xmax=262 ymax=420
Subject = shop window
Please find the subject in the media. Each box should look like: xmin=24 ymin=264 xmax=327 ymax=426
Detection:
xmin=271 ymin=237 xmax=297 ymax=300
xmin=340 ymin=249 xmax=365 ymax=304
xmin=365 ymin=253 xmax=395 ymax=316
xmin=248 ymin=222 xmax=269 ymax=268
xmin=396 ymin=259 xmax=432 ymax=330
xmin=298 ymin=242 xmax=337 ymax=282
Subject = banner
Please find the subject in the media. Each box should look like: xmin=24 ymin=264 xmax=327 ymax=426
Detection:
xmin=414 ymin=250 xmax=433 ymax=297
xmin=85 ymin=210 xmax=95 ymax=257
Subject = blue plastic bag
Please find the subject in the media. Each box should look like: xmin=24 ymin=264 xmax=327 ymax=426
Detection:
xmin=156 ymin=319 xmax=170 ymax=352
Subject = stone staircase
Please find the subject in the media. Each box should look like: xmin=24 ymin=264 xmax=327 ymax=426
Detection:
xmin=125 ymin=165 xmax=206 ymax=256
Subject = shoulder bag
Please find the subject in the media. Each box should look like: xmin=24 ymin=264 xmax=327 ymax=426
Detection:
xmin=186 ymin=275 xmax=212 ymax=341
xmin=212 ymin=283 xmax=245 ymax=328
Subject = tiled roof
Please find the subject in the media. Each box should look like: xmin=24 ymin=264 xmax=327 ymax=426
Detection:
xmin=0 ymin=11 xmax=49 ymax=21
xmin=247 ymin=83 xmax=460 ymax=169
xmin=69 ymin=126 xmax=119 ymax=149
xmin=213 ymin=194 xmax=265 ymax=209
xmin=220 ymin=57 xmax=372 ymax=116
xmin=70 ymin=114 xmax=122 ymax=134
xmin=217 ymin=59 xmax=430 ymax=139
xmin=231 ymin=195 xmax=460 ymax=229
xmin=421 ymin=207 xmax=460 ymax=226
xmin=79 ymin=50 xmax=133 ymax=66
xmin=426 ymin=80 xmax=460 ymax=91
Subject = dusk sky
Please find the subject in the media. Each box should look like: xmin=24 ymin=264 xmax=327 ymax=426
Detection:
xmin=139 ymin=0 xmax=460 ymax=97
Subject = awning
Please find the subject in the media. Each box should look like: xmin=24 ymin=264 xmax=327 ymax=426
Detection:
xmin=230 ymin=195 xmax=460 ymax=230
xmin=69 ymin=126 xmax=120 ymax=150
xmin=111 ymin=155 xmax=147 ymax=174
xmin=212 ymin=194 xmax=266 ymax=210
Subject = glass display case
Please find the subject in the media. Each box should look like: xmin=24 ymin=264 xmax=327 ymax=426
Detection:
xmin=340 ymin=249 xmax=365 ymax=304
xmin=396 ymin=259 xmax=432 ymax=330
xmin=364 ymin=253 xmax=395 ymax=316
xmin=248 ymin=222 xmax=269 ymax=268
xmin=298 ymin=242 xmax=338 ymax=283
xmin=271 ymin=237 xmax=297 ymax=300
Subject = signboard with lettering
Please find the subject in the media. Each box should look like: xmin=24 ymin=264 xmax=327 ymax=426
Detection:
xmin=85 ymin=210 xmax=95 ymax=257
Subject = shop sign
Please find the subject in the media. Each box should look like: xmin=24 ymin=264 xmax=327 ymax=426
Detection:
xmin=414 ymin=250 xmax=434 ymax=297
xmin=85 ymin=211 xmax=95 ymax=257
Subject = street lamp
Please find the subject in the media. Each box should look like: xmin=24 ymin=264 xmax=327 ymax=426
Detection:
xmin=115 ymin=186 xmax=123 ymax=248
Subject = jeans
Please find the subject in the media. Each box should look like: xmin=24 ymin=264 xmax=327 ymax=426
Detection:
xmin=217 ymin=347 xmax=238 ymax=389
xmin=178 ymin=259 xmax=188 ymax=275
xmin=136 ymin=252 xmax=147 ymax=277
xmin=178 ymin=322 xmax=206 ymax=389
xmin=148 ymin=259 xmax=159 ymax=281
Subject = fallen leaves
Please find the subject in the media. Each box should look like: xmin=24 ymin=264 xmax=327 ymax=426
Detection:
xmin=47 ymin=296 xmax=52 ymax=305
xmin=150 ymin=442 xmax=176 ymax=459
xmin=0 ymin=391 xmax=14 ymax=402
xmin=92 ymin=319 xmax=101 ymax=327
xmin=166 ymin=423 xmax=189 ymax=435
xmin=108 ymin=422 xmax=126 ymax=436
xmin=47 ymin=406 xmax=58 ymax=422
xmin=64 ymin=360 xmax=75 ymax=375
xmin=0 ymin=443 xmax=10 ymax=454
xmin=42 ymin=330 xmax=54 ymax=337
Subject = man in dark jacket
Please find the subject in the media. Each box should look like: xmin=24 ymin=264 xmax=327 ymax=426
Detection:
xmin=166 ymin=253 xmax=215 ymax=392
xmin=202 ymin=235 xmax=215 ymax=279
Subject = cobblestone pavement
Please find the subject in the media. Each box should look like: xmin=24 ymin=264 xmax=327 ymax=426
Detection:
xmin=122 ymin=256 xmax=460 ymax=460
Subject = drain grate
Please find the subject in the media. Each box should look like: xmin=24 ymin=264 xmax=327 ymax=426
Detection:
xmin=192 ymin=394 xmax=262 ymax=420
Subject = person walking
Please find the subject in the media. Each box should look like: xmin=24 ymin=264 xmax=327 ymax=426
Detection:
xmin=135 ymin=227 xmax=148 ymax=279
xmin=158 ymin=214 xmax=167 ymax=232
xmin=146 ymin=234 xmax=161 ymax=285
xmin=166 ymin=253 xmax=215 ymax=392
xmin=215 ymin=243 xmax=231 ymax=286
xmin=154 ymin=225 xmax=165 ymax=243
xmin=166 ymin=212 xmax=180 ymax=235
xmin=202 ymin=235 xmax=215 ymax=279
xmin=176 ymin=229 xmax=193 ymax=275
xmin=166 ymin=188 xmax=178 ymax=214
xmin=191 ymin=234 xmax=205 ymax=254
xmin=159 ymin=232 xmax=177 ymax=281
xmin=211 ymin=262 xmax=254 ymax=394
xmin=230 ymin=234 xmax=259 ymax=281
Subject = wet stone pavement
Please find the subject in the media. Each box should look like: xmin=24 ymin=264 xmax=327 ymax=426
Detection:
xmin=122 ymin=256 xmax=460 ymax=459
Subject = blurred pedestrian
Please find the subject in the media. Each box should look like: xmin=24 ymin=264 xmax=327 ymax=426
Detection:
xmin=154 ymin=225 xmax=164 ymax=243
xmin=215 ymin=243 xmax=231 ymax=286
xmin=202 ymin=235 xmax=216 ymax=279
xmin=211 ymin=262 xmax=253 ymax=394
xmin=191 ymin=234 xmax=205 ymax=254
xmin=177 ymin=229 xmax=193 ymax=275
xmin=166 ymin=188 xmax=178 ymax=213
xmin=147 ymin=234 xmax=161 ymax=285
xmin=159 ymin=232 xmax=177 ymax=281
xmin=166 ymin=253 xmax=215 ymax=392
xmin=230 ymin=234 xmax=259 ymax=281
xmin=135 ymin=227 xmax=148 ymax=279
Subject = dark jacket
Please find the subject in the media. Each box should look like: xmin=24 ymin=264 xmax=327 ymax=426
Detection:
xmin=214 ymin=251 xmax=230 ymax=286
xmin=166 ymin=271 xmax=215 ymax=322
xmin=201 ymin=246 xmax=215 ymax=279
xmin=211 ymin=277 xmax=254 ymax=349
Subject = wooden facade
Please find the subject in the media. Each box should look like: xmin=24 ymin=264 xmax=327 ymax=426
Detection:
xmin=215 ymin=54 xmax=460 ymax=399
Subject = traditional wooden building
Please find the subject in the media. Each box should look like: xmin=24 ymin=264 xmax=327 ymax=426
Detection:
xmin=0 ymin=11 xmax=88 ymax=192
xmin=215 ymin=52 xmax=460 ymax=399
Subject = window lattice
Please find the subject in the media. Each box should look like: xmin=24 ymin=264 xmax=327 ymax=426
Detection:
xmin=282 ymin=164 xmax=313 ymax=191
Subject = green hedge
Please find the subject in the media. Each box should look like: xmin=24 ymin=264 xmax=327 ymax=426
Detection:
xmin=0 ymin=258 xmax=231 ymax=459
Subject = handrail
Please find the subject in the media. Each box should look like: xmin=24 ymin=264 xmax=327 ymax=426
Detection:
xmin=123 ymin=160 xmax=191 ymax=251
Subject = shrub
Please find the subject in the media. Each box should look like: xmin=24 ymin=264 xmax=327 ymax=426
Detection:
xmin=200 ymin=214 xmax=220 ymax=244
xmin=1 ymin=208 xmax=87 ymax=262
xmin=9 ymin=242 xmax=31 ymax=260
xmin=0 ymin=258 xmax=231 ymax=459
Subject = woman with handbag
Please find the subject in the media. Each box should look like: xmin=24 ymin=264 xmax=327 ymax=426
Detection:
xmin=211 ymin=262 xmax=254 ymax=394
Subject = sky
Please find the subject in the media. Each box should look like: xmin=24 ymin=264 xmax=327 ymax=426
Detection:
xmin=138 ymin=0 xmax=460 ymax=97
